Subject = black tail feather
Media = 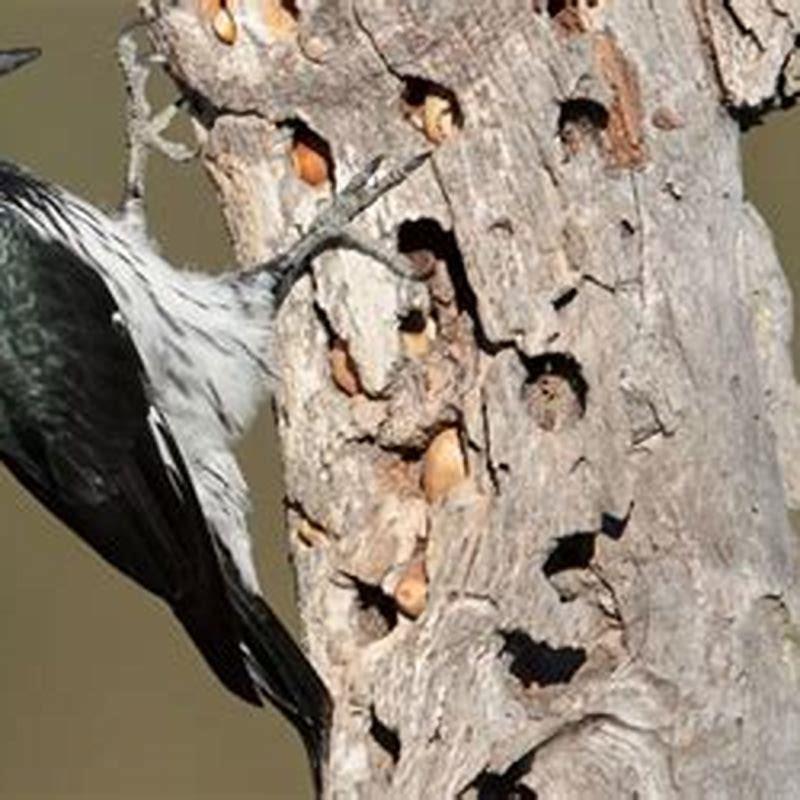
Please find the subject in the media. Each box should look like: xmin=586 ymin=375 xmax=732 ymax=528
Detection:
xmin=218 ymin=547 xmax=332 ymax=796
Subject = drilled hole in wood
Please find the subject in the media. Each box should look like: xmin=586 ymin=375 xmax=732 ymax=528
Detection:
xmin=544 ymin=509 xmax=629 ymax=598
xmin=399 ymin=308 xmax=427 ymax=334
xmin=282 ymin=120 xmax=334 ymax=187
xmin=471 ymin=776 xmax=538 ymax=800
xmin=558 ymin=98 xmax=610 ymax=154
xmin=552 ymin=286 xmax=578 ymax=311
xmin=397 ymin=218 xmax=454 ymax=266
xmin=543 ymin=532 xmax=596 ymax=576
xmin=401 ymin=76 xmax=464 ymax=144
xmin=397 ymin=217 xmax=493 ymax=350
xmin=601 ymin=508 xmax=631 ymax=540
xmin=559 ymin=97 xmax=609 ymax=157
xmin=499 ymin=629 xmax=586 ymax=687
xmin=370 ymin=706 xmax=402 ymax=764
xmin=522 ymin=352 xmax=588 ymax=431
xmin=534 ymin=0 xmax=591 ymax=35
xmin=353 ymin=577 xmax=398 ymax=641
xmin=463 ymin=747 xmax=537 ymax=800
xmin=546 ymin=0 xmax=569 ymax=15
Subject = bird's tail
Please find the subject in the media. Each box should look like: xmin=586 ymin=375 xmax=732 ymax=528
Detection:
xmin=218 ymin=547 xmax=332 ymax=796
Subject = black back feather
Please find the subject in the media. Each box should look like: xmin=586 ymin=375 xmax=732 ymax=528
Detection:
xmin=0 ymin=209 xmax=259 ymax=704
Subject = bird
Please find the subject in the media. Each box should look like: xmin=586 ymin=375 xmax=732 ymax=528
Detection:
xmin=0 ymin=44 xmax=427 ymax=793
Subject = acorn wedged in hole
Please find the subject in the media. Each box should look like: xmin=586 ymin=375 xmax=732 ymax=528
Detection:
xmin=394 ymin=559 xmax=428 ymax=619
xmin=292 ymin=140 xmax=330 ymax=186
xmin=401 ymin=314 xmax=437 ymax=359
xmin=263 ymin=0 xmax=299 ymax=39
xmin=329 ymin=339 xmax=362 ymax=396
xmin=213 ymin=7 xmax=238 ymax=45
xmin=422 ymin=94 xmax=456 ymax=144
xmin=423 ymin=428 xmax=467 ymax=502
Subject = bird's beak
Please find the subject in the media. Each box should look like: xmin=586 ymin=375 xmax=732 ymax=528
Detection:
xmin=0 ymin=48 xmax=41 ymax=78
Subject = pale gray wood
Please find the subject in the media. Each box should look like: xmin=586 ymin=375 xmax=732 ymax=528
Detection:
xmin=140 ymin=1 xmax=800 ymax=797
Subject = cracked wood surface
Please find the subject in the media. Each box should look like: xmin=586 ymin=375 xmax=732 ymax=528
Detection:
xmin=141 ymin=1 xmax=800 ymax=797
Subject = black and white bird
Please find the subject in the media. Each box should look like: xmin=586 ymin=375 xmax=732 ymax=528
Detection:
xmin=0 ymin=45 xmax=426 ymax=791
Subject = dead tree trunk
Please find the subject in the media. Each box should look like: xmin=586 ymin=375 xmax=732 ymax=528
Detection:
xmin=141 ymin=1 xmax=800 ymax=797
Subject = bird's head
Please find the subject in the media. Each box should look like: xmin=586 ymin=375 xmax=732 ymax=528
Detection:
xmin=0 ymin=48 xmax=41 ymax=78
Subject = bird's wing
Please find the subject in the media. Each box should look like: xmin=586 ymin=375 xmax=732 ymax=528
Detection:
xmin=216 ymin=542 xmax=332 ymax=790
xmin=0 ymin=211 xmax=259 ymax=704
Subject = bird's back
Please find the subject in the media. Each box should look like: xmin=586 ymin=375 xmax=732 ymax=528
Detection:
xmin=0 ymin=165 xmax=333 ymax=791
xmin=0 ymin=208 xmax=140 ymax=451
xmin=0 ymin=208 xmax=262 ymax=702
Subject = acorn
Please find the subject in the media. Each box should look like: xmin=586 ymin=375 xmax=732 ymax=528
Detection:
xmin=292 ymin=139 xmax=330 ymax=186
xmin=296 ymin=519 xmax=326 ymax=548
xmin=422 ymin=428 xmax=466 ymax=502
xmin=329 ymin=339 xmax=361 ymax=396
xmin=401 ymin=316 xmax=436 ymax=359
xmin=422 ymin=94 xmax=455 ymax=144
xmin=198 ymin=0 xmax=221 ymax=21
xmin=213 ymin=7 xmax=238 ymax=45
xmin=264 ymin=0 xmax=298 ymax=39
xmin=394 ymin=559 xmax=428 ymax=619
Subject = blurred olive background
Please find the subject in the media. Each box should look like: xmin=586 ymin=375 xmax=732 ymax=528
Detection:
xmin=0 ymin=2 xmax=797 ymax=799
xmin=0 ymin=2 xmax=309 ymax=799
xmin=745 ymin=109 xmax=800 ymax=353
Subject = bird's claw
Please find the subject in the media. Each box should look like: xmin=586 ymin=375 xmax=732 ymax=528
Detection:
xmin=146 ymin=101 xmax=196 ymax=163
xmin=340 ymin=155 xmax=384 ymax=195
xmin=116 ymin=29 xmax=197 ymax=233
xmin=317 ymin=151 xmax=431 ymax=235
xmin=261 ymin=153 xmax=432 ymax=309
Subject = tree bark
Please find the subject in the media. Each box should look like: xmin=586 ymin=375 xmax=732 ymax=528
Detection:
xmin=140 ymin=1 xmax=800 ymax=797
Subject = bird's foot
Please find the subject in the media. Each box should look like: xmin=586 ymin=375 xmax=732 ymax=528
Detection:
xmin=116 ymin=28 xmax=196 ymax=236
xmin=268 ymin=153 xmax=431 ymax=307
xmin=313 ymin=152 xmax=431 ymax=241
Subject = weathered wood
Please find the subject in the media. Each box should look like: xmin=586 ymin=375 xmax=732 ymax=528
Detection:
xmin=140 ymin=1 xmax=800 ymax=797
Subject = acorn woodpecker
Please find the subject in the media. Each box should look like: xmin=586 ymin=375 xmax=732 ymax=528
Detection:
xmin=0 ymin=44 xmax=426 ymax=792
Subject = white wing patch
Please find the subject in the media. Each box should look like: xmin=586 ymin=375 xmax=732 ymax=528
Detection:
xmin=147 ymin=405 xmax=187 ymax=503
